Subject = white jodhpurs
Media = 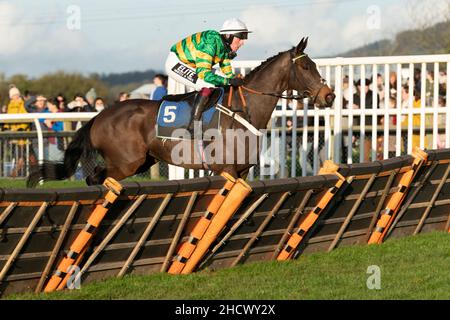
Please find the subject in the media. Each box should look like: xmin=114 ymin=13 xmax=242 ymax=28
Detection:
xmin=165 ymin=52 xmax=225 ymax=91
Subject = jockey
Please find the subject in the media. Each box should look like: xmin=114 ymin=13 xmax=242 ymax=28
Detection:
xmin=165 ymin=18 xmax=251 ymax=131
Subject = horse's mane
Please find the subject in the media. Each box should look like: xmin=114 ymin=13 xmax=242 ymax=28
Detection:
xmin=245 ymin=48 xmax=293 ymax=81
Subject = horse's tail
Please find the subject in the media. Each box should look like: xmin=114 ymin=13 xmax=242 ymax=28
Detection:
xmin=27 ymin=118 xmax=96 ymax=187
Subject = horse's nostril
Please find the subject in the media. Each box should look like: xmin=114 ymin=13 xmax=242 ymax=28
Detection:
xmin=325 ymin=93 xmax=335 ymax=104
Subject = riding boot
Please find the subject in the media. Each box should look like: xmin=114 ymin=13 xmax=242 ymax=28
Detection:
xmin=188 ymin=90 xmax=211 ymax=133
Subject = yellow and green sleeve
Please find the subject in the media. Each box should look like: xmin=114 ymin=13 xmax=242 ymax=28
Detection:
xmin=195 ymin=43 xmax=229 ymax=86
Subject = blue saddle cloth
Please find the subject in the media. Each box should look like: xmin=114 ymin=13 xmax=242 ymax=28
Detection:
xmin=156 ymin=88 xmax=224 ymax=140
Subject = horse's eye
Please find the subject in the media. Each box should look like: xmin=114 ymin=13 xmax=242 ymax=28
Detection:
xmin=301 ymin=61 xmax=309 ymax=70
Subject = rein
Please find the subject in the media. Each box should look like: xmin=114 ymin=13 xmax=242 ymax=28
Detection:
xmin=226 ymin=53 xmax=327 ymax=111
xmin=227 ymin=84 xmax=248 ymax=110
xmin=241 ymin=86 xmax=309 ymax=100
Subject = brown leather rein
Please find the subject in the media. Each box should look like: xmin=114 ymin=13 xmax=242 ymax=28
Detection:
xmin=226 ymin=55 xmax=327 ymax=113
xmin=226 ymin=83 xmax=317 ymax=115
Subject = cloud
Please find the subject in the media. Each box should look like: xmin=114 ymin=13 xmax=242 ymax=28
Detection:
xmin=0 ymin=1 xmax=174 ymax=77
xmin=0 ymin=2 xmax=29 ymax=55
xmin=239 ymin=3 xmax=386 ymax=58
xmin=240 ymin=3 xmax=336 ymax=57
xmin=239 ymin=0 xmax=449 ymax=59
xmin=1 ymin=0 xmax=448 ymax=77
xmin=0 ymin=2 xmax=90 ymax=73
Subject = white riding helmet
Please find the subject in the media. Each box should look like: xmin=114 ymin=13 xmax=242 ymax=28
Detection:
xmin=219 ymin=18 xmax=252 ymax=39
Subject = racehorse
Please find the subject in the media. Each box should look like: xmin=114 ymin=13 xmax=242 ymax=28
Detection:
xmin=27 ymin=37 xmax=335 ymax=187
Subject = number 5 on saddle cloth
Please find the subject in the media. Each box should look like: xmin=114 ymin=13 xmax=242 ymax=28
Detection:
xmin=156 ymin=88 xmax=224 ymax=141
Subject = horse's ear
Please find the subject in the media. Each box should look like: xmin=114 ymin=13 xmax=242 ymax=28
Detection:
xmin=296 ymin=37 xmax=308 ymax=53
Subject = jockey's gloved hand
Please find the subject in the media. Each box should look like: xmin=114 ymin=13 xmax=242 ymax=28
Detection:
xmin=229 ymin=77 xmax=244 ymax=87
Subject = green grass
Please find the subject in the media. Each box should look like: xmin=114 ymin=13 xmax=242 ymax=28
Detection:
xmin=6 ymin=231 xmax=450 ymax=300
xmin=0 ymin=176 xmax=166 ymax=189
xmin=0 ymin=178 xmax=87 ymax=189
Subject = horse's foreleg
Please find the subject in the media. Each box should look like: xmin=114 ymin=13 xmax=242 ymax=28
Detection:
xmin=220 ymin=166 xmax=239 ymax=180
xmin=239 ymin=168 xmax=250 ymax=180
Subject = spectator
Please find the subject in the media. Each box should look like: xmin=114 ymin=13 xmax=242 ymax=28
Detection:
xmin=438 ymin=95 xmax=445 ymax=106
xmin=388 ymin=71 xmax=398 ymax=97
xmin=5 ymin=86 xmax=29 ymax=131
xmin=43 ymin=98 xmax=64 ymax=161
xmin=23 ymin=90 xmax=34 ymax=102
xmin=44 ymin=98 xmax=63 ymax=126
xmin=353 ymin=78 xmax=379 ymax=109
xmin=400 ymin=84 xmax=420 ymax=110
xmin=66 ymin=94 xmax=93 ymax=179
xmin=342 ymin=76 xmax=352 ymax=107
xmin=85 ymin=88 xmax=97 ymax=108
xmin=388 ymin=95 xmax=398 ymax=125
xmin=56 ymin=93 xmax=67 ymax=111
xmin=151 ymin=74 xmax=168 ymax=100
xmin=375 ymin=73 xmax=385 ymax=107
xmin=66 ymin=93 xmax=93 ymax=112
xmin=24 ymin=94 xmax=49 ymax=163
xmin=118 ymin=92 xmax=130 ymax=102
xmin=401 ymin=85 xmax=424 ymax=150
xmin=25 ymin=94 xmax=48 ymax=113
xmin=438 ymin=71 xmax=447 ymax=97
xmin=94 ymin=97 xmax=107 ymax=112
xmin=413 ymin=68 xmax=421 ymax=93
xmin=369 ymin=74 xmax=384 ymax=101
xmin=66 ymin=93 xmax=93 ymax=130
xmin=352 ymin=78 xmax=379 ymax=161
xmin=437 ymin=96 xmax=447 ymax=149
xmin=4 ymin=85 xmax=30 ymax=177
xmin=379 ymin=95 xmax=398 ymax=158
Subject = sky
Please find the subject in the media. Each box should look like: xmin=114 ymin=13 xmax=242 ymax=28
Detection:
xmin=0 ymin=0 xmax=448 ymax=77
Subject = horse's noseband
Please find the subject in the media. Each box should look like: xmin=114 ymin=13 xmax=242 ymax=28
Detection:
xmin=239 ymin=52 xmax=329 ymax=103
xmin=290 ymin=53 xmax=328 ymax=105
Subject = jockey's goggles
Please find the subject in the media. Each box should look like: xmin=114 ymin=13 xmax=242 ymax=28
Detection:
xmin=233 ymin=32 xmax=249 ymax=40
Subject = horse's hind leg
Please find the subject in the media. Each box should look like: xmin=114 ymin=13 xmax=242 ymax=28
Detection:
xmin=86 ymin=165 xmax=107 ymax=186
xmin=135 ymin=154 xmax=156 ymax=175
xmin=85 ymin=161 xmax=140 ymax=186
xmin=97 ymin=153 xmax=151 ymax=184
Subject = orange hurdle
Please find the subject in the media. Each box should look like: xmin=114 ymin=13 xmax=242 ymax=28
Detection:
xmin=181 ymin=178 xmax=252 ymax=274
xmin=368 ymin=147 xmax=427 ymax=244
xmin=168 ymin=172 xmax=236 ymax=274
xmin=44 ymin=177 xmax=122 ymax=292
xmin=277 ymin=161 xmax=346 ymax=261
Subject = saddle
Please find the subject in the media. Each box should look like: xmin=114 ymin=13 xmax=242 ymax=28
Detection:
xmin=156 ymin=88 xmax=224 ymax=141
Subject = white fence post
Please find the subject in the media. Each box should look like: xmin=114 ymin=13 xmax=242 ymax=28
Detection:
xmin=348 ymin=64 xmax=354 ymax=164
xmin=291 ymin=97 xmax=298 ymax=177
xmin=33 ymin=119 xmax=44 ymax=164
xmin=301 ymin=98 xmax=309 ymax=176
xmin=446 ymin=61 xmax=450 ymax=148
xmin=371 ymin=64 xmax=378 ymax=161
xmin=333 ymin=63 xmax=343 ymax=164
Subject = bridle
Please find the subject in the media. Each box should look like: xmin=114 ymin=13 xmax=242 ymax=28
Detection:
xmin=235 ymin=51 xmax=328 ymax=105
xmin=288 ymin=51 xmax=328 ymax=105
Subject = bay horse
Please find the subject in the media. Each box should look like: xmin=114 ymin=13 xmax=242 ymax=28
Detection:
xmin=27 ymin=37 xmax=335 ymax=187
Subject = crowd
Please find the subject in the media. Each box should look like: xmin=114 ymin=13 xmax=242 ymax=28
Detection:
xmin=279 ymin=68 xmax=448 ymax=173
xmin=341 ymin=69 xmax=448 ymax=160
xmin=343 ymin=69 xmax=447 ymax=111
xmin=0 ymin=73 xmax=168 ymax=177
